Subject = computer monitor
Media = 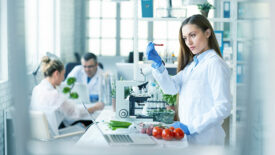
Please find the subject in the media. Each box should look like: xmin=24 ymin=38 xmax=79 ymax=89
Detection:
xmin=128 ymin=52 xmax=144 ymax=63
xmin=116 ymin=63 xmax=177 ymax=80
xmin=116 ymin=63 xmax=134 ymax=80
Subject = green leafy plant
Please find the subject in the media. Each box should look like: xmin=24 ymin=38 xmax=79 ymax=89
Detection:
xmin=62 ymin=77 xmax=79 ymax=99
xmin=147 ymin=109 xmax=175 ymax=124
xmin=111 ymin=83 xmax=116 ymax=98
xmin=197 ymin=2 xmax=215 ymax=12
xmin=124 ymin=87 xmax=131 ymax=98
xmin=111 ymin=87 xmax=116 ymax=98
xmin=110 ymin=82 xmax=130 ymax=98
xmin=113 ymin=86 xmax=131 ymax=99
xmin=162 ymin=94 xmax=177 ymax=106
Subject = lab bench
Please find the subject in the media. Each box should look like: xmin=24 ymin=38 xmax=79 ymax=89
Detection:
xmin=76 ymin=106 xmax=188 ymax=148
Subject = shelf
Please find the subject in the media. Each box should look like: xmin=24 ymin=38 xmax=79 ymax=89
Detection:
xmin=237 ymin=37 xmax=269 ymax=42
xmin=86 ymin=17 xmax=116 ymax=20
xmin=209 ymin=18 xmax=234 ymax=22
xmin=237 ymin=61 xmax=246 ymax=64
xmin=237 ymin=38 xmax=247 ymax=42
xmin=138 ymin=17 xmax=185 ymax=22
xmin=237 ymin=83 xmax=246 ymax=87
xmin=138 ymin=17 xmax=234 ymax=22
xmin=237 ymin=17 xmax=270 ymax=22
xmin=223 ymin=38 xmax=232 ymax=42
xmin=236 ymin=106 xmax=246 ymax=111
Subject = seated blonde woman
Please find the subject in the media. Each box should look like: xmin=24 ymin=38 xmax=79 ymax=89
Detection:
xmin=30 ymin=56 xmax=104 ymax=136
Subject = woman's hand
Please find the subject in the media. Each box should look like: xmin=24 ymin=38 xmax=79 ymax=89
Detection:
xmin=146 ymin=42 xmax=162 ymax=68
xmin=170 ymin=121 xmax=190 ymax=135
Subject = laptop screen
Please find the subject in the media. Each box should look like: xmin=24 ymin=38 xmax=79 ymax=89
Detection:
xmin=71 ymin=83 xmax=90 ymax=104
xmin=80 ymin=101 xmax=106 ymax=136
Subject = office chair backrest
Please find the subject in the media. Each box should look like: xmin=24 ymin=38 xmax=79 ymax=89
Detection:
xmin=65 ymin=61 xmax=104 ymax=79
xmin=64 ymin=62 xmax=81 ymax=79
xmin=98 ymin=62 xmax=104 ymax=70
xmin=74 ymin=52 xmax=81 ymax=63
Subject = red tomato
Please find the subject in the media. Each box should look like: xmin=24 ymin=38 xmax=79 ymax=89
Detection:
xmin=152 ymin=126 xmax=163 ymax=139
xmin=173 ymin=128 xmax=184 ymax=140
xmin=169 ymin=126 xmax=175 ymax=137
xmin=162 ymin=128 xmax=174 ymax=141
xmin=169 ymin=126 xmax=175 ymax=131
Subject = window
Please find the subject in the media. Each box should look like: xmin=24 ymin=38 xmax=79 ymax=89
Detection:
xmin=0 ymin=0 xmax=8 ymax=81
xmin=25 ymin=0 xmax=59 ymax=72
xmin=87 ymin=0 xmax=215 ymax=57
xmin=120 ymin=1 xmax=149 ymax=56
xmin=87 ymin=0 xmax=116 ymax=56
xmin=87 ymin=0 xmax=149 ymax=56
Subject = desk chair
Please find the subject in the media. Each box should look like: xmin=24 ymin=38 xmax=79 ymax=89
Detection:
xmin=64 ymin=62 xmax=104 ymax=79
xmin=64 ymin=62 xmax=80 ymax=79
xmin=30 ymin=111 xmax=51 ymax=140
xmin=30 ymin=111 xmax=85 ymax=141
xmin=98 ymin=62 xmax=104 ymax=70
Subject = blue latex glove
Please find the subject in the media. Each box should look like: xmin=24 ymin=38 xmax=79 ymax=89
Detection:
xmin=170 ymin=121 xmax=190 ymax=135
xmin=89 ymin=94 xmax=99 ymax=102
xmin=146 ymin=42 xmax=162 ymax=69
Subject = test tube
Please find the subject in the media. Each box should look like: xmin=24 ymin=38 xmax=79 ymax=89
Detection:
xmin=154 ymin=43 xmax=164 ymax=46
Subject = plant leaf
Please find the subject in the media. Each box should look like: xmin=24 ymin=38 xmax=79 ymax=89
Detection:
xmin=70 ymin=92 xmax=79 ymax=99
xmin=67 ymin=77 xmax=76 ymax=85
xmin=63 ymin=87 xmax=71 ymax=94
xmin=162 ymin=94 xmax=177 ymax=106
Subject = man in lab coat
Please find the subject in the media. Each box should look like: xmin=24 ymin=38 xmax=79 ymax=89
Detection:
xmin=67 ymin=53 xmax=105 ymax=104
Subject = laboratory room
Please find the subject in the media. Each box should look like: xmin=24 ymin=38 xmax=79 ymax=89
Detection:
xmin=1 ymin=0 xmax=274 ymax=154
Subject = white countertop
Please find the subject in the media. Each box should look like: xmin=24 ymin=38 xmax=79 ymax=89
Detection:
xmin=76 ymin=106 xmax=188 ymax=148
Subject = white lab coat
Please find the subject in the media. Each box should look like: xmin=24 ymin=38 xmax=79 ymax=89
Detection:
xmin=152 ymin=49 xmax=232 ymax=145
xmin=67 ymin=65 xmax=104 ymax=98
xmin=30 ymin=79 xmax=88 ymax=136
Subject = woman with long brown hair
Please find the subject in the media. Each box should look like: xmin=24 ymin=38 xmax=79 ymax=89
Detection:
xmin=146 ymin=14 xmax=232 ymax=145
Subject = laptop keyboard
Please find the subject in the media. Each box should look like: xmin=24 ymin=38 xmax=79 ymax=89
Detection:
xmin=110 ymin=134 xmax=134 ymax=143
xmin=59 ymin=125 xmax=84 ymax=135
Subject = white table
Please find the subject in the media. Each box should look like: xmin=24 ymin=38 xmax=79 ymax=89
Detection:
xmin=76 ymin=106 xmax=188 ymax=148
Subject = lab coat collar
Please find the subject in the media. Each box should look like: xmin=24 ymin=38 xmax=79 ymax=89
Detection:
xmin=41 ymin=79 xmax=56 ymax=90
xmin=195 ymin=49 xmax=215 ymax=63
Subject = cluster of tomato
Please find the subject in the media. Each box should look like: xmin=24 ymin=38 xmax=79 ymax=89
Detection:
xmin=152 ymin=126 xmax=184 ymax=141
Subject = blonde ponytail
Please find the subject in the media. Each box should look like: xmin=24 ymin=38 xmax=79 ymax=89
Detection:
xmin=41 ymin=56 xmax=64 ymax=77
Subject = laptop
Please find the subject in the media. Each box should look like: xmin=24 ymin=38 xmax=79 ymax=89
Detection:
xmin=80 ymin=101 xmax=156 ymax=146
xmin=30 ymin=111 xmax=85 ymax=141
xmin=71 ymin=83 xmax=91 ymax=104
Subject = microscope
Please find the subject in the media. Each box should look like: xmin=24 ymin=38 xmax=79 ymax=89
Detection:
xmin=115 ymin=65 xmax=168 ymax=121
xmin=115 ymin=80 xmax=167 ymax=121
xmin=115 ymin=80 xmax=150 ymax=119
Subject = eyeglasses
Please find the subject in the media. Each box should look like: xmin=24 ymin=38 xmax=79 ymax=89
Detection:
xmin=83 ymin=64 xmax=97 ymax=68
